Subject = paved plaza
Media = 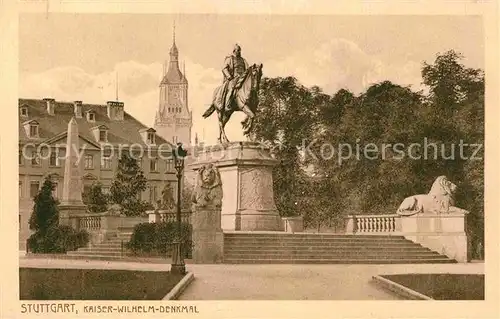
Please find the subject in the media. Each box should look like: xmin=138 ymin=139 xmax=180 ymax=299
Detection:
xmin=19 ymin=255 xmax=484 ymax=300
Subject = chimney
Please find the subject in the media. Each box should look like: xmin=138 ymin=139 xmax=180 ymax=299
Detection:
xmin=43 ymin=98 xmax=55 ymax=115
xmin=73 ymin=101 xmax=83 ymax=118
xmin=106 ymin=101 xmax=124 ymax=121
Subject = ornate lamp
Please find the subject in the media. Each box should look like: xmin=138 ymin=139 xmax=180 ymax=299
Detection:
xmin=170 ymin=142 xmax=187 ymax=275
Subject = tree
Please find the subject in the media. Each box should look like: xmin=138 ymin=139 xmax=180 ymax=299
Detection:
xmin=27 ymin=175 xmax=89 ymax=253
xmin=422 ymin=50 xmax=484 ymax=115
xmin=109 ymin=152 xmax=149 ymax=216
xmin=82 ymin=182 xmax=108 ymax=213
xmin=29 ymin=176 xmax=59 ymax=232
xmin=254 ymin=76 xmax=318 ymax=217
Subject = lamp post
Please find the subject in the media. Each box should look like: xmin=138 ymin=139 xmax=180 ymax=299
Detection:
xmin=170 ymin=142 xmax=187 ymax=275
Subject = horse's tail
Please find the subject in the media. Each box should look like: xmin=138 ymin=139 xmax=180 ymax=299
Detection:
xmin=202 ymin=104 xmax=216 ymax=118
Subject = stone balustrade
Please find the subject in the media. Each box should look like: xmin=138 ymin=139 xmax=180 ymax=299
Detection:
xmin=345 ymin=211 xmax=469 ymax=262
xmin=345 ymin=214 xmax=401 ymax=234
xmin=68 ymin=212 xmax=148 ymax=245
xmin=79 ymin=215 xmax=102 ymax=230
xmin=147 ymin=209 xmax=192 ymax=224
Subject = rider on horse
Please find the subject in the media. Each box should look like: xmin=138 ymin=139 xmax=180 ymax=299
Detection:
xmin=203 ymin=44 xmax=262 ymax=143
xmin=217 ymin=44 xmax=249 ymax=112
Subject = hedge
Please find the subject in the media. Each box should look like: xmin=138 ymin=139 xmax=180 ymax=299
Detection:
xmin=126 ymin=221 xmax=192 ymax=258
xmin=27 ymin=225 xmax=89 ymax=253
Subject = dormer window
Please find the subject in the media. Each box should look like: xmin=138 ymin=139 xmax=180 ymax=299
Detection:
xmin=90 ymin=124 xmax=109 ymax=142
xmin=30 ymin=125 xmax=38 ymax=137
xmin=99 ymin=130 xmax=107 ymax=142
xmin=87 ymin=110 xmax=96 ymax=122
xmin=147 ymin=132 xmax=155 ymax=144
xmin=20 ymin=106 xmax=28 ymax=117
xmin=23 ymin=120 xmax=40 ymax=138
xmin=139 ymin=128 xmax=156 ymax=145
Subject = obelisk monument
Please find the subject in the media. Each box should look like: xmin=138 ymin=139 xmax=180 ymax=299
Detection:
xmin=59 ymin=117 xmax=87 ymax=227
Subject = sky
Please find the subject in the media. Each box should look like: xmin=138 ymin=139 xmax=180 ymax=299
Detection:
xmin=19 ymin=14 xmax=484 ymax=144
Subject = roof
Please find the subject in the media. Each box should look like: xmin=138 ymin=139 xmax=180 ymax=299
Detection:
xmin=161 ymin=62 xmax=188 ymax=85
xmin=18 ymin=98 xmax=173 ymax=148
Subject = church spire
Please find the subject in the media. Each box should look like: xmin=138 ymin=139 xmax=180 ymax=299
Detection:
xmin=169 ymin=22 xmax=178 ymax=60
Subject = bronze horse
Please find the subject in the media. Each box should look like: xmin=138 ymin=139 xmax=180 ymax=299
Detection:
xmin=202 ymin=63 xmax=263 ymax=143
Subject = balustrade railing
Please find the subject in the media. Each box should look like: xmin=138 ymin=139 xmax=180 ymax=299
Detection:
xmin=346 ymin=214 xmax=400 ymax=234
xmin=78 ymin=215 xmax=102 ymax=230
xmin=149 ymin=210 xmax=192 ymax=224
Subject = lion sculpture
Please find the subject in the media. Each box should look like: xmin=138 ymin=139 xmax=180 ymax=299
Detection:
xmin=396 ymin=176 xmax=468 ymax=216
xmin=192 ymin=164 xmax=223 ymax=209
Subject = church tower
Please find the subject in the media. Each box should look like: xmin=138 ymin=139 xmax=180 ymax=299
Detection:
xmin=154 ymin=25 xmax=192 ymax=146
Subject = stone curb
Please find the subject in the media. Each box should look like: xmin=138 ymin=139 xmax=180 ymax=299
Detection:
xmin=371 ymin=275 xmax=433 ymax=300
xmin=163 ymin=272 xmax=195 ymax=300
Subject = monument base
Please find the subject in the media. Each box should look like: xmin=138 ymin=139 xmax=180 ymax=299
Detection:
xmin=59 ymin=203 xmax=87 ymax=229
xmin=401 ymin=212 xmax=469 ymax=263
xmin=190 ymin=141 xmax=283 ymax=232
xmin=192 ymin=208 xmax=224 ymax=264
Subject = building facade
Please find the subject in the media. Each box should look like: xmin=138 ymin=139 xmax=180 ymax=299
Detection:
xmin=154 ymin=31 xmax=192 ymax=146
xmin=19 ymin=98 xmax=178 ymax=249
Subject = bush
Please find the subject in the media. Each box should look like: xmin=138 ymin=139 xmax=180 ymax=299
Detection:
xmin=127 ymin=222 xmax=192 ymax=258
xmin=27 ymin=225 xmax=89 ymax=254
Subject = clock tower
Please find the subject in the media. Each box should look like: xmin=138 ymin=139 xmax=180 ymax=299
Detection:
xmin=154 ymin=27 xmax=192 ymax=146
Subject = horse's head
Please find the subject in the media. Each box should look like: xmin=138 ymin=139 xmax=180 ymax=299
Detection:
xmin=249 ymin=63 xmax=263 ymax=90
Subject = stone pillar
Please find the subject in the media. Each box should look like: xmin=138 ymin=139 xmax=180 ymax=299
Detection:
xmin=189 ymin=141 xmax=282 ymax=231
xmin=190 ymin=164 xmax=224 ymax=263
xmin=192 ymin=208 xmax=224 ymax=263
xmin=59 ymin=117 xmax=87 ymax=227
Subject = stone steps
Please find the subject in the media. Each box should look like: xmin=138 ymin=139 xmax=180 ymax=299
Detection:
xmin=223 ymin=258 xmax=456 ymax=264
xmin=224 ymin=247 xmax=435 ymax=253
xmin=222 ymin=233 xmax=455 ymax=264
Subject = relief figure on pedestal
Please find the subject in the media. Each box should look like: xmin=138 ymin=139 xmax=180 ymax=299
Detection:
xmin=192 ymin=164 xmax=223 ymax=209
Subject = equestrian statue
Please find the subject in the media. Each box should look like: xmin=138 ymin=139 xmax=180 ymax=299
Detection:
xmin=202 ymin=44 xmax=263 ymax=143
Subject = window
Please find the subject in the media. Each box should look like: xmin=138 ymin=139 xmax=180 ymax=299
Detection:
xmin=147 ymin=132 xmax=155 ymax=144
xmin=31 ymin=151 xmax=40 ymax=166
xmin=29 ymin=124 xmax=39 ymax=137
xmin=149 ymin=186 xmax=157 ymax=204
xmin=84 ymin=154 xmax=94 ymax=169
xmin=101 ymin=154 xmax=112 ymax=169
xmin=19 ymin=182 xmax=23 ymax=198
xmin=19 ymin=151 xmax=23 ymax=165
xmin=87 ymin=112 xmax=95 ymax=122
xmin=49 ymin=149 xmax=59 ymax=166
xmin=30 ymin=181 xmax=40 ymax=198
xmin=20 ymin=107 xmax=28 ymax=117
xmin=165 ymin=159 xmax=173 ymax=172
xmin=99 ymin=130 xmax=107 ymax=142
xmin=150 ymin=159 xmax=158 ymax=172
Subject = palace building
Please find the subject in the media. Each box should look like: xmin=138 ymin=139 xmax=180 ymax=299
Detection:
xmin=18 ymin=98 xmax=178 ymax=249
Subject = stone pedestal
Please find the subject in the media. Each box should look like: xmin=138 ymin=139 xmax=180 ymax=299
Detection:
xmin=401 ymin=211 xmax=469 ymax=262
xmin=189 ymin=141 xmax=282 ymax=231
xmin=59 ymin=204 xmax=87 ymax=229
xmin=192 ymin=208 xmax=224 ymax=264
xmin=282 ymin=216 xmax=304 ymax=233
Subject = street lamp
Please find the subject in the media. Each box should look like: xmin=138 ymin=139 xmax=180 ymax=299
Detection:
xmin=170 ymin=142 xmax=188 ymax=275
